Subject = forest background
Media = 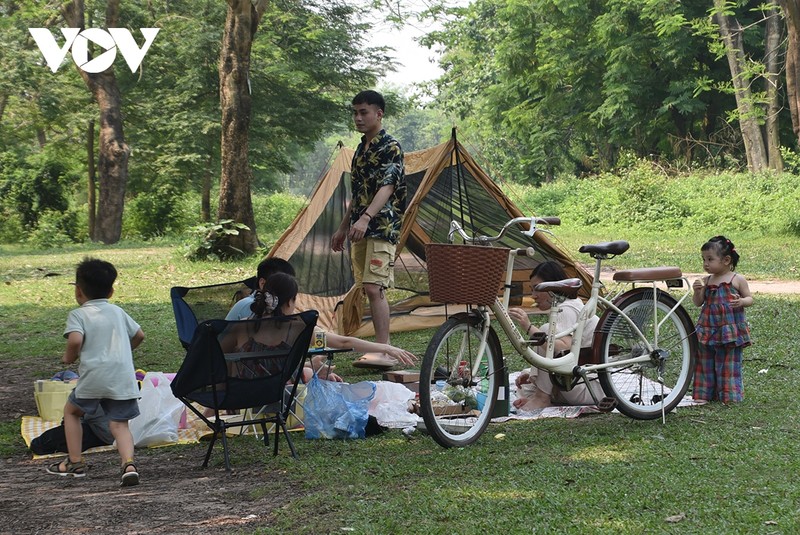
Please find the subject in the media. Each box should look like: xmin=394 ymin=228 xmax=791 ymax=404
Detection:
xmin=1 ymin=0 xmax=800 ymax=255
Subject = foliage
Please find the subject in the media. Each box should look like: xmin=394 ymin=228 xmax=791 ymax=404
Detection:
xmin=251 ymin=191 xmax=306 ymax=246
xmin=513 ymin=161 xmax=800 ymax=236
xmin=425 ymin=0 xmax=791 ymax=180
xmin=179 ymin=219 xmax=252 ymax=262
xmin=25 ymin=209 xmax=79 ymax=249
xmin=123 ymin=184 xmax=191 ymax=240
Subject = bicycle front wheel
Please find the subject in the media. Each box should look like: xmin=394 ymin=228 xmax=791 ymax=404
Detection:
xmin=595 ymin=288 xmax=697 ymax=419
xmin=419 ymin=314 xmax=503 ymax=448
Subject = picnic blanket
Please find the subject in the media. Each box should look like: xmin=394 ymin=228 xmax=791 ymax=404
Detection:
xmin=494 ymin=371 xmax=704 ymax=423
xmin=22 ymin=411 xmax=211 ymax=460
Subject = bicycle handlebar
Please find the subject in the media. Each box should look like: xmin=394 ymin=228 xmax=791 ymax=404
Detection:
xmin=448 ymin=216 xmax=560 ymax=244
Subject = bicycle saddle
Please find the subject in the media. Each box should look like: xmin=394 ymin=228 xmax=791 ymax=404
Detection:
xmin=534 ymin=278 xmax=582 ymax=298
xmin=578 ymin=240 xmax=630 ymax=257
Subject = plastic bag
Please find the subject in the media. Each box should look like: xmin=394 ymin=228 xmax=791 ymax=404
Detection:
xmin=304 ymin=376 xmax=376 ymax=439
xmin=369 ymin=381 xmax=418 ymax=428
xmin=129 ymin=372 xmax=184 ymax=447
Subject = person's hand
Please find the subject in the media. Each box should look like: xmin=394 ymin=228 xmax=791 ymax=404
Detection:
xmin=348 ymin=215 xmax=370 ymax=243
xmin=508 ymin=307 xmax=532 ymax=334
xmin=318 ymin=367 xmax=343 ymax=382
xmin=331 ymin=229 xmax=347 ymax=252
xmin=383 ymin=345 xmax=417 ymax=366
xmin=310 ymin=355 xmax=343 ymax=382
xmin=515 ymin=371 xmax=531 ymax=388
xmin=693 ymin=278 xmax=704 ymax=292
xmin=729 ymin=295 xmax=743 ymax=308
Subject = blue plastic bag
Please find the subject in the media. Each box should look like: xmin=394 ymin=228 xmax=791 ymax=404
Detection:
xmin=304 ymin=376 xmax=376 ymax=439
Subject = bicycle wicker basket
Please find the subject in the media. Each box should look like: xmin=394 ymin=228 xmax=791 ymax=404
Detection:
xmin=425 ymin=243 xmax=510 ymax=305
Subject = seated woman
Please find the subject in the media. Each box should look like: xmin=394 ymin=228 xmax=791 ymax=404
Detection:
xmin=507 ymin=261 xmax=603 ymax=411
xmin=239 ymin=273 xmax=417 ymax=383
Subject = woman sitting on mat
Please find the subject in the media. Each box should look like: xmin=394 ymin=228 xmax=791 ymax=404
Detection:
xmin=508 ymin=261 xmax=603 ymax=411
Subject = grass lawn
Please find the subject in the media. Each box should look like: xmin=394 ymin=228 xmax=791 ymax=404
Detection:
xmin=1 ymin=240 xmax=799 ymax=533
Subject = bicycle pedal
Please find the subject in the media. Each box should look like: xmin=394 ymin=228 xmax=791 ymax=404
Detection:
xmin=597 ymin=397 xmax=617 ymax=412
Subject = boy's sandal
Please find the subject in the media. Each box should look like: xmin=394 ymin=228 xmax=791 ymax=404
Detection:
xmin=120 ymin=461 xmax=140 ymax=487
xmin=46 ymin=458 xmax=86 ymax=478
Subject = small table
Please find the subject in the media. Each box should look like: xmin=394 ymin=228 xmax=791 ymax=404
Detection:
xmin=307 ymin=347 xmax=352 ymax=377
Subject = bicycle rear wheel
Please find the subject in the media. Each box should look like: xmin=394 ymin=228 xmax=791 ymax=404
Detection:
xmin=595 ymin=288 xmax=697 ymax=419
xmin=419 ymin=314 xmax=503 ymax=447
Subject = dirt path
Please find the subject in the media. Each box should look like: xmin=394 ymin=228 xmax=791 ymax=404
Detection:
xmin=600 ymin=270 xmax=800 ymax=295
xmin=0 ymin=357 xmax=297 ymax=534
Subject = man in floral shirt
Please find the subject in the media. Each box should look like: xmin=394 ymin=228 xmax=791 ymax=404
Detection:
xmin=331 ymin=90 xmax=406 ymax=368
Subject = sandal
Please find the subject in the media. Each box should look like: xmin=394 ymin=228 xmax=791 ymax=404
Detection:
xmin=120 ymin=461 xmax=140 ymax=487
xmin=46 ymin=458 xmax=86 ymax=478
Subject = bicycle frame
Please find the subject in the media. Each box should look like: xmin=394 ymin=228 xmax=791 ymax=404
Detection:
xmin=452 ymin=220 xmax=693 ymax=382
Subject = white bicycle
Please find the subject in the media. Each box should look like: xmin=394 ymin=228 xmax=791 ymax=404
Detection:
xmin=419 ymin=217 xmax=698 ymax=448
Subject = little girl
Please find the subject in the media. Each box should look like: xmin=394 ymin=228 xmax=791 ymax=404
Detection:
xmin=692 ymin=236 xmax=753 ymax=403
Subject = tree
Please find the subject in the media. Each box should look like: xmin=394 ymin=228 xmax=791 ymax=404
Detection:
xmin=59 ymin=0 xmax=131 ymax=243
xmin=428 ymin=0 xmax=736 ymax=180
xmin=216 ymin=0 xmax=266 ymax=256
xmin=711 ymin=0 xmax=769 ymax=172
xmin=780 ymin=0 xmax=800 ymax=147
xmin=215 ymin=0 xmax=385 ymax=253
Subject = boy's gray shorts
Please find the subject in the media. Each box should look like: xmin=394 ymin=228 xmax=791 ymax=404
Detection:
xmin=67 ymin=390 xmax=140 ymax=422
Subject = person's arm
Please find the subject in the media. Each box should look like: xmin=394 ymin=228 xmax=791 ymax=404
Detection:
xmin=63 ymin=331 xmax=83 ymax=364
xmin=130 ymin=329 xmax=145 ymax=349
xmin=331 ymin=203 xmax=353 ymax=252
xmin=508 ymin=305 xmax=573 ymax=354
xmin=348 ymin=184 xmax=395 ymax=243
xmin=730 ymin=274 xmax=753 ymax=308
xmin=326 ymin=332 xmax=417 ymax=365
xmin=692 ymin=278 xmax=706 ymax=307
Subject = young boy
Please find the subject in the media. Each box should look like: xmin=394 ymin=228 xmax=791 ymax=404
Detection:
xmin=47 ymin=258 xmax=144 ymax=486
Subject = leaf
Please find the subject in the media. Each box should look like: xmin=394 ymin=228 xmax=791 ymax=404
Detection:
xmin=665 ymin=513 xmax=686 ymax=523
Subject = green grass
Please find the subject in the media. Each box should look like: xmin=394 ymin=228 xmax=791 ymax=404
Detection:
xmin=2 ymin=241 xmax=799 ymax=533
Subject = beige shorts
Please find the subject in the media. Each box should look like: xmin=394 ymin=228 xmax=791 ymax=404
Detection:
xmin=351 ymin=238 xmax=395 ymax=288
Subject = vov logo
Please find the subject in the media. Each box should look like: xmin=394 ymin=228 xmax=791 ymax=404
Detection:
xmin=29 ymin=28 xmax=160 ymax=74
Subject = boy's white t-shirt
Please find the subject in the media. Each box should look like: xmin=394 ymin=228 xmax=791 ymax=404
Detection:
xmin=64 ymin=299 xmax=141 ymax=400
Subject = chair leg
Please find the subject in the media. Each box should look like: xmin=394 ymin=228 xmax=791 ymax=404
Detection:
xmin=260 ymin=422 xmax=269 ymax=447
xmin=202 ymin=419 xmax=219 ymax=468
xmin=276 ymin=418 xmax=298 ymax=459
xmin=220 ymin=422 xmax=232 ymax=472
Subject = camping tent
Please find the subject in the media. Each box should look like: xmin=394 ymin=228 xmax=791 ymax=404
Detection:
xmin=268 ymin=131 xmax=592 ymax=336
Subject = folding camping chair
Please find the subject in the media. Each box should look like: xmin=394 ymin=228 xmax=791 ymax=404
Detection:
xmin=170 ymin=311 xmax=318 ymax=470
xmin=170 ymin=278 xmax=259 ymax=349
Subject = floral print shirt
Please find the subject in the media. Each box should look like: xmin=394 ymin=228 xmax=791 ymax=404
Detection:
xmin=349 ymin=129 xmax=406 ymax=244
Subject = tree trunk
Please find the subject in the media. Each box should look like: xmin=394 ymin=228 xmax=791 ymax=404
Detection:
xmin=202 ymin=150 xmax=212 ymax=222
xmin=0 ymin=93 xmax=7 ymax=124
xmin=87 ymin=119 xmax=96 ymax=240
xmin=217 ymin=0 xmax=268 ymax=255
xmin=713 ymin=1 xmax=770 ymax=172
xmin=62 ymin=0 xmax=130 ymax=244
xmin=764 ymin=0 xmax=784 ymax=170
xmin=781 ymin=0 xmax=800 ymax=146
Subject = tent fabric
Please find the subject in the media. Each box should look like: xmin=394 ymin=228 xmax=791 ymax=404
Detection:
xmin=268 ymin=132 xmax=593 ymax=336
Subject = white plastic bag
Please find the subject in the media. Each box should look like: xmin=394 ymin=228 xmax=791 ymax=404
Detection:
xmin=129 ymin=372 xmax=184 ymax=447
xmin=369 ymin=381 xmax=418 ymax=428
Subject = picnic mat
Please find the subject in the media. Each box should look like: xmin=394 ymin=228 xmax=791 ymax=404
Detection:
xmin=22 ymin=411 xmax=211 ymax=460
xmin=494 ymin=371 xmax=704 ymax=423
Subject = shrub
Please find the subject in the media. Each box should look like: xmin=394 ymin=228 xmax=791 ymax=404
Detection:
xmin=179 ymin=219 xmax=251 ymax=261
xmin=0 ymin=208 xmax=25 ymax=244
xmin=26 ymin=209 xmax=78 ymax=249
xmin=124 ymin=184 xmax=190 ymax=239
xmin=252 ymin=192 xmax=305 ymax=244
